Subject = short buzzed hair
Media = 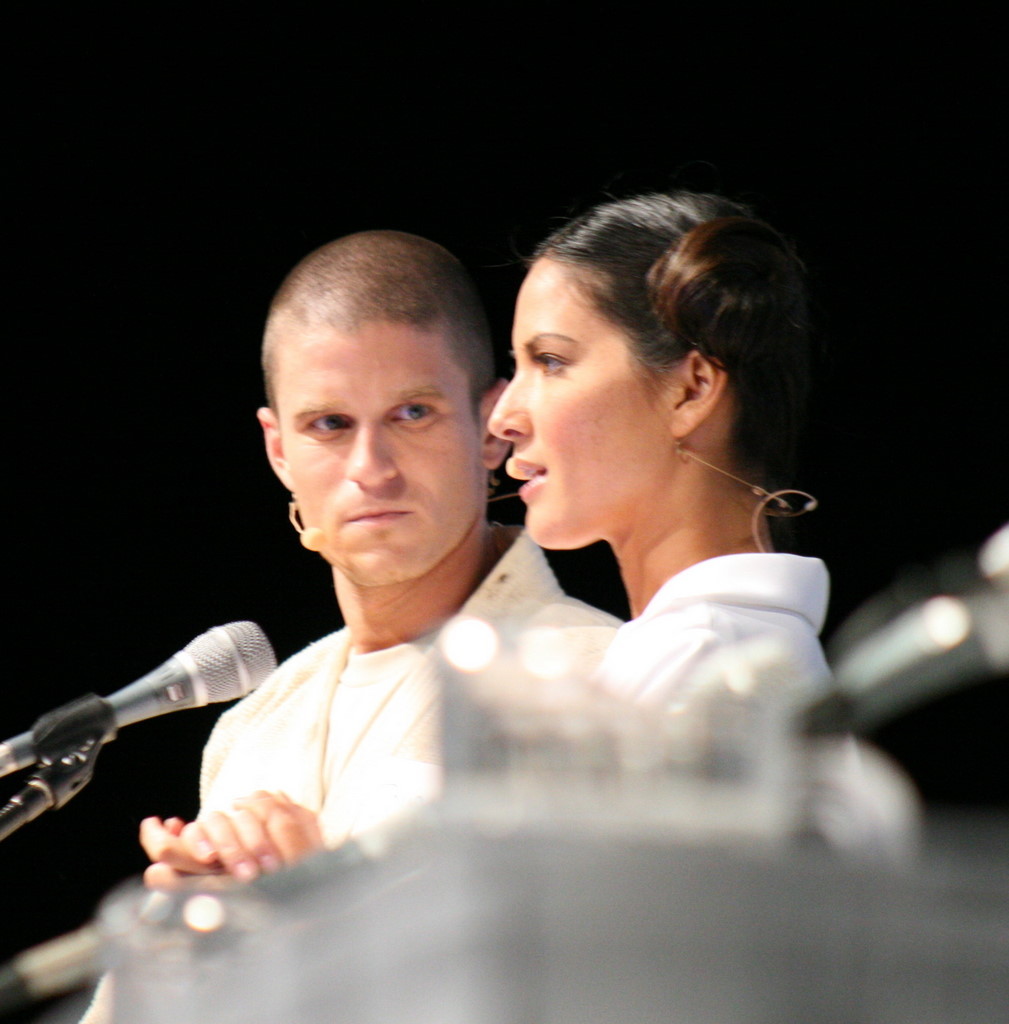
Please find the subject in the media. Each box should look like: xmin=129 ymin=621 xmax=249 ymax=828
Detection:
xmin=263 ymin=230 xmax=495 ymax=408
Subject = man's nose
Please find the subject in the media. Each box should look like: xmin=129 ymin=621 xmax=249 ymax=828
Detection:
xmin=346 ymin=427 xmax=398 ymax=487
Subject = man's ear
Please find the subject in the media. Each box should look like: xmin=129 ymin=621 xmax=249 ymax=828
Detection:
xmin=257 ymin=406 xmax=296 ymax=492
xmin=478 ymin=378 xmax=511 ymax=470
xmin=667 ymin=351 xmax=730 ymax=439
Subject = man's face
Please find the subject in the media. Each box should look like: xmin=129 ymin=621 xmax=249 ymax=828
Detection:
xmin=259 ymin=320 xmax=504 ymax=590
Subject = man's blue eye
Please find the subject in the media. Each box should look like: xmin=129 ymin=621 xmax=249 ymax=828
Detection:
xmin=314 ymin=414 xmax=351 ymax=431
xmin=398 ymin=403 xmax=430 ymax=421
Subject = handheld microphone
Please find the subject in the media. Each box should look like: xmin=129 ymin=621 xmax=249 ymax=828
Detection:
xmin=0 ymin=622 xmax=276 ymax=779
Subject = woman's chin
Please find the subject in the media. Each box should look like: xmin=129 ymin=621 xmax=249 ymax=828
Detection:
xmin=525 ymin=511 xmax=597 ymax=552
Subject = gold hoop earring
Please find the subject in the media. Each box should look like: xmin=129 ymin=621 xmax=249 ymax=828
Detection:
xmin=675 ymin=443 xmax=817 ymax=553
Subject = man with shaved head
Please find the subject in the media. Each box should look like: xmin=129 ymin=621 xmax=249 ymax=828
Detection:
xmin=141 ymin=231 xmax=620 ymax=885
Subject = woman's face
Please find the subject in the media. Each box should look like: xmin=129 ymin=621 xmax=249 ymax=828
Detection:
xmin=489 ymin=258 xmax=680 ymax=551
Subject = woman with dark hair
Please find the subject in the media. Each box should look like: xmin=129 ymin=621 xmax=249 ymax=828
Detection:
xmin=489 ymin=191 xmax=830 ymax=704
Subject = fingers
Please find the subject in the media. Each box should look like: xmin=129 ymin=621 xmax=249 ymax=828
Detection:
xmin=138 ymin=816 xmax=173 ymax=862
xmin=139 ymin=794 xmax=324 ymax=887
xmin=231 ymin=791 xmax=324 ymax=866
xmin=143 ymin=861 xmax=233 ymax=892
xmin=186 ymin=810 xmax=278 ymax=882
xmin=139 ymin=816 xmax=215 ymax=868
xmin=196 ymin=792 xmax=324 ymax=881
xmin=143 ymin=861 xmax=187 ymax=890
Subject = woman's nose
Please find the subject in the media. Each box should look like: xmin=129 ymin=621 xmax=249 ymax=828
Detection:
xmin=488 ymin=378 xmax=529 ymax=441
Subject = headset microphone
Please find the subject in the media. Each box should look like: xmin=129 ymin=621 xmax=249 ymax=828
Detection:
xmin=299 ymin=527 xmax=327 ymax=551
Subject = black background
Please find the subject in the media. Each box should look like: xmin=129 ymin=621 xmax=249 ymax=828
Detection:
xmin=4 ymin=6 xmax=1006 ymax=974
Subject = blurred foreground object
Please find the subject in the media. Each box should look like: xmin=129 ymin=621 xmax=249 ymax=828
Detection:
xmin=12 ymin=537 xmax=1009 ymax=1022
xmin=438 ymin=616 xmax=922 ymax=858
xmin=813 ymin=522 xmax=1008 ymax=738
xmin=89 ymin=813 xmax=1008 ymax=1023
xmin=812 ymin=522 xmax=1007 ymax=808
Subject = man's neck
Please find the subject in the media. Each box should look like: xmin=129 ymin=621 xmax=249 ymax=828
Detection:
xmin=334 ymin=520 xmax=506 ymax=654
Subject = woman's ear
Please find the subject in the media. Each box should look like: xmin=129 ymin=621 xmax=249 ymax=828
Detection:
xmin=666 ymin=350 xmax=730 ymax=439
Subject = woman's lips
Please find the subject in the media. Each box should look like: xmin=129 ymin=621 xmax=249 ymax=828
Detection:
xmin=505 ymin=456 xmax=545 ymax=482
xmin=506 ymin=457 xmax=546 ymax=501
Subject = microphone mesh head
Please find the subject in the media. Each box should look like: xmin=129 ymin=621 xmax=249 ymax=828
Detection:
xmin=183 ymin=621 xmax=277 ymax=703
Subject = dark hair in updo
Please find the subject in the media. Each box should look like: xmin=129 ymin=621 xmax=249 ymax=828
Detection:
xmin=535 ymin=191 xmax=810 ymax=492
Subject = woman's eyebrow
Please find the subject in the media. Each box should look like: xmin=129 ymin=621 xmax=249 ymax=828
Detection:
xmin=520 ymin=332 xmax=581 ymax=349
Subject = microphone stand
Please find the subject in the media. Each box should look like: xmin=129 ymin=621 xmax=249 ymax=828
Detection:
xmin=0 ymin=695 xmax=116 ymax=843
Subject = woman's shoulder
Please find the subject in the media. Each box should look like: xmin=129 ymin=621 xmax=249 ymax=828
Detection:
xmin=641 ymin=553 xmax=828 ymax=629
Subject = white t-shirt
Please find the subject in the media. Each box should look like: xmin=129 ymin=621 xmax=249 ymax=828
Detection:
xmin=200 ymin=529 xmax=620 ymax=846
